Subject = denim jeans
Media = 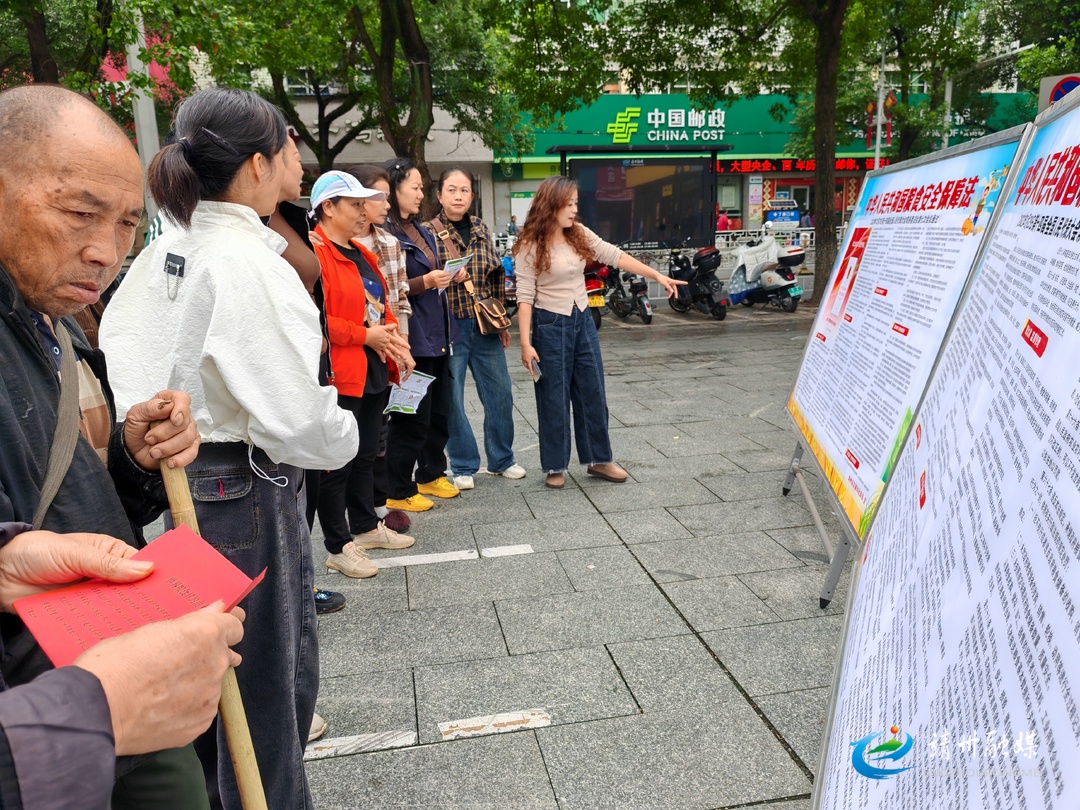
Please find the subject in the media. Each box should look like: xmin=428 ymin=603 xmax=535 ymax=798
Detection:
xmin=447 ymin=318 xmax=516 ymax=475
xmin=178 ymin=442 xmax=317 ymax=810
xmin=530 ymin=305 xmax=613 ymax=473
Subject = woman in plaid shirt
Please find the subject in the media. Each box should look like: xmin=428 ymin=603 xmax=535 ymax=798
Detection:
xmin=429 ymin=168 xmax=526 ymax=490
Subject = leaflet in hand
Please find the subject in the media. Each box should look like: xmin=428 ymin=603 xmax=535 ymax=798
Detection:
xmin=442 ymin=255 xmax=473 ymax=277
xmin=383 ymin=370 xmax=436 ymax=415
xmin=14 ymin=525 xmax=265 ymax=667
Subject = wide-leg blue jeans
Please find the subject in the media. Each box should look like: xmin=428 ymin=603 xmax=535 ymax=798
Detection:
xmin=530 ymin=304 xmax=614 ymax=473
xmin=179 ymin=442 xmax=317 ymax=810
xmin=447 ymin=317 xmax=517 ymax=475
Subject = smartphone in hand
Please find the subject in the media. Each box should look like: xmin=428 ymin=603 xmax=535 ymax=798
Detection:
xmin=529 ymin=358 xmax=542 ymax=383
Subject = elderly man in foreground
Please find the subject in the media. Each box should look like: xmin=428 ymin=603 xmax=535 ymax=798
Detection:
xmin=0 ymin=83 xmax=243 ymax=808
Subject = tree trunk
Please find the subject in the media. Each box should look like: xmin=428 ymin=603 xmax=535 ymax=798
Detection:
xmin=21 ymin=6 xmax=58 ymax=84
xmin=809 ymin=0 xmax=850 ymax=306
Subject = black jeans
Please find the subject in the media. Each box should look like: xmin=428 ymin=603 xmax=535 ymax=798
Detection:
xmin=317 ymin=389 xmax=390 ymax=552
xmin=386 ymin=355 xmax=451 ymax=499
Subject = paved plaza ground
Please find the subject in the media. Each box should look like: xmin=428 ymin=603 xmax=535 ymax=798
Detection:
xmin=304 ymin=300 xmax=851 ymax=810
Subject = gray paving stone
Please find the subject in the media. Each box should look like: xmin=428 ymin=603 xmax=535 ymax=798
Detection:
xmin=307 ymin=731 xmax=558 ymax=810
xmin=764 ymin=526 xmax=839 ymax=565
xmin=677 ymin=417 xmax=787 ymax=438
xmin=702 ymin=614 xmax=846 ymax=696
xmin=496 ymin=585 xmax=687 ymax=654
xmin=757 ymin=687 xmax=832 ymax=775
xmin=661 ymin=575 xmax=782 ymax=631
xmin=739 ymin=565 xmax=848 ymax=620
xmin=723 ymin=446 xmax=800 ymax=472
xmin=604 ymin=508 xmax=694 ymax=544
xmin=580 ymin=477 xmax=721 ymax=513
xmin=632 ymin=533 xmax=803 ymax=581
xmin=314 ymin=565 xmax=408 ymax=616
xmin=646 ymin=429 xmax=771 ymax=458
xmin=536 ymin=703 xmax=809 ymax=810
xmin=314 ymin=670 xmax=416 ymax=739
xmin=523 ymin=487 xmax=599 ymax=517
xmin=556 ymin=546 xmax=653 ymax=591
xmin=471 ymin=513 xmax=622 ymax=552
xmin=623 ymin=453 xmax=741 ymax=482
xmin=406 ymin=553 xmax=574 ymax=610
xmin=698 ymin=469 xmax=818 ymax=502
xmin=427 ymin=491 xmax=535 ymax=524
xmin=319 ymin=603 xmax=507 ymax=677
xmin=606 ymin=634 xmax=746 ymax=713
xmin=414 ymin=647 xmax=638 ymax=743
xmin=667 ymin=498 xmax=813 ymax=536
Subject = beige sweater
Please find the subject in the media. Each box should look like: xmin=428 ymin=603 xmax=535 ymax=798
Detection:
xmin=515 ymin=226 xmax=623 ymax=316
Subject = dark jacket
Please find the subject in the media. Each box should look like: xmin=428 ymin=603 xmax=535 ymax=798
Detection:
xmin=0 ymin=262 xmax=168 ymax=686
xmin=386 ymin=219 xmax=458 ymax=358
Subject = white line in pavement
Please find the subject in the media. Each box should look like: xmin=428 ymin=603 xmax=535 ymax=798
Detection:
xmin=480 ymin=544 xmax=534 ymax=558
xmin=371 ymin=550 xmax=479 ymax=568
xmin=438 ymin=709 xmax=551 ymax=741
xmin=304 ymin=730 xmax=416 ymax=761
xmin=749 ymin=403 xmax=774 ymax=418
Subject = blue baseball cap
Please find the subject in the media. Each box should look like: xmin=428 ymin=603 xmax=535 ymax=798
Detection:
xmin=309 ymin=170 xmax=386 ymax=214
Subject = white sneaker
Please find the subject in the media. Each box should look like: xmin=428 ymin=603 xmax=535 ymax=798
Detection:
xmin=326 ymin=542 xmax=378 ymax=578
xmin=492 ymin=463 xmax=526 ymax=479
xmin=308 ymin=712 xmax=328 ymax=742
xmin=453 ymin=475 xmax=475 ymax=490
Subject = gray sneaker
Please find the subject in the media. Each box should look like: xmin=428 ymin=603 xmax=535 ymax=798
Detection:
xmin=326 ymin=542 xmax=378 ymax=578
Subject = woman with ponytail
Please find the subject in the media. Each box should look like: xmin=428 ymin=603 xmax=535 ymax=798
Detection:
xmin=100 ymin=87 xmax=357 ymax=810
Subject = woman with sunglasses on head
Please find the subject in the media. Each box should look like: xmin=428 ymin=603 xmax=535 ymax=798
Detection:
xmin=429 ymin=168 xmax=525 ymax=491
xmin=308 ymin=169 xmax=416 ymax=582
xmin=100 ymin=87 xmax=358 ymax=810
xmin=513 ymin=175 xmax=682 ymax=489
xmin=381 ymin=158 xmax=459 ymax=512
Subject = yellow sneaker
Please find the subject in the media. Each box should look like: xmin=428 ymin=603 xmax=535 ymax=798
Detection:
xmin=385 ymin=494 xmax=434 ymax=512
xmin=416 ymin=476 xmax=460 ymax=499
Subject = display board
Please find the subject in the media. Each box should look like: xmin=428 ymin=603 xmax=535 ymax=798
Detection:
xmin=787 ymin=129 xmax=1025 ymax=538
xmin=815 ymin=93 xmax=1080 ymax=808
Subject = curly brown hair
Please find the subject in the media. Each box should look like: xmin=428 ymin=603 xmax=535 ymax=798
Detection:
xmin=512 ymin=176 xmax=593 ymax=273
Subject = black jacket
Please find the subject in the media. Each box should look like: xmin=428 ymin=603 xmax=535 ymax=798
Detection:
xmin=0 ymin=262 xmax=167 ymax=686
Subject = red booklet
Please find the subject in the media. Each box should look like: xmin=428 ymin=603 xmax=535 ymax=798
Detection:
xmin=14 ymin=525 xmax=265 ymax=667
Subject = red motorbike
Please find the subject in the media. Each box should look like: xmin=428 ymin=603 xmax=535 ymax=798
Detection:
xmin=584 ymin=260 xmax=607 ymax=330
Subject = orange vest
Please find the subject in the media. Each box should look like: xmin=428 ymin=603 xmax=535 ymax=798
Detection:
xmin=313 ymin=224 xmax=399 ymax=397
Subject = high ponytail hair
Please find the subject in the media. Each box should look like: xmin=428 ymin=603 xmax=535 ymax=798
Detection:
xmin=148 ymin=87 xmax=288 ymax=228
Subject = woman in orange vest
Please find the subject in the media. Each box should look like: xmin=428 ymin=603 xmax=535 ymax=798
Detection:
xmin=310 ymin=171 xmax=416 ymax=578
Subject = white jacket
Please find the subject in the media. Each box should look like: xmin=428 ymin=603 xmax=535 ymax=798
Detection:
xmin=101 ymin=201 xmax=358 ymax=470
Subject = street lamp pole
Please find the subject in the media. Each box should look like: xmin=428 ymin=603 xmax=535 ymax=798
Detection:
xmin=874 ymin=50 xmax=886 ymax=169
xmin=126 ymin=9 xmax=161 ymax=219
xmin=942 ymin=42 xmax=1035 ymax=148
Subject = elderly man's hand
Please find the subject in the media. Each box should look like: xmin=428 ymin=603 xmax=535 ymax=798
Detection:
xmin=0 ymin=531 xmax=153 ymax=612
xmin=75 ymin=602 xmax=245 ymax=755
xmin=123 ymin=390 xmax=200 ymax=471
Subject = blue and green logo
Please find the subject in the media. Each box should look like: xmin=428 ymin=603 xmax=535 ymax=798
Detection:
xmin=607 ymin=107 xmax=641 ymax=144
xmin=850 ymin=726 xmax=915 ymax=779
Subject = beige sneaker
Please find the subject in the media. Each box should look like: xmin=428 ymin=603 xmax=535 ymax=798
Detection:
xmin=353 ymin=522 xmax=416 ymax=550
xmin=326 ymin=542 xmax=378 ymax=578
xmin=308 ymin=712 xmax=328 ymax=743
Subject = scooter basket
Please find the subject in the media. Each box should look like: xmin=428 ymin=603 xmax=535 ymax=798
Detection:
xmin=692 ymin=247 xmax=722 ymax=272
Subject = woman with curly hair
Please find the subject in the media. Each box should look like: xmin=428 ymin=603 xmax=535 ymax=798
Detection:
xmin=513 ymin=175 xmax=683 ymax=489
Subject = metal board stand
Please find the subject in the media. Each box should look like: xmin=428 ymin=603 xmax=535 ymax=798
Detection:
xmin=782 ymin=442 xmax=856 ymax=608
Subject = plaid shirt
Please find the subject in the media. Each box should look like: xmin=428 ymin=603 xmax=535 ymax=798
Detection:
xmin=369 ymin=225 xmax=412 ymax=321
xmin=425 ymin=213 xmax=503 ymax=320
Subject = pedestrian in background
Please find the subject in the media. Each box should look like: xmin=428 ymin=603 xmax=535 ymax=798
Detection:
xmin=429 ymin=168 xmax=525 ymax=491
xmin=513 ymin=175 xmax=682 ymax=489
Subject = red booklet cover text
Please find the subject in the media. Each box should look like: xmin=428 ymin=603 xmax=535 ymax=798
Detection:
xmin=14 ymin=525 xmax=265 ymax=667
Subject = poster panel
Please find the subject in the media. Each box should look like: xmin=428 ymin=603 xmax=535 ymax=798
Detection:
xmin=815 ymin=95 xmax=1080 ymax=809
xmin=788 ymin=129 xmax=1024 ymax=538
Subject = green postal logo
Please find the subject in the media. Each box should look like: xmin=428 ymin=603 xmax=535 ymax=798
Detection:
xmin=607 ymin=108 xmax=641 ymax=144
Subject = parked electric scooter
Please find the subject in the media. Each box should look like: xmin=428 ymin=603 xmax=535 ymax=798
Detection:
xmin=496 ymin=232 xmax=518 ymax=317
xmin=583 ymin=260 xmax=607 ymax=330
xmin=729 ymin=234 xmax=803 ymax=312
xmin=666 ymin=242 xmax=728 ymax=320
xmin=605 ymin=265 xmax=653 ymax=324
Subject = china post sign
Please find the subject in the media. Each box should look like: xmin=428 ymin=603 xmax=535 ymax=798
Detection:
xmin=606 ymin=104 xmax=727 ymax=144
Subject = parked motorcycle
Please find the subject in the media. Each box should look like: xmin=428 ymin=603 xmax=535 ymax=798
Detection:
xmin=605 ymin=265 xmax=653 ymax=324
xmin=666 ymin=242 xmax=728 ymax=320
xmin=729 ymin=236 xmax=803 ymax=312
xmin=583 ymin=260 xmax=607 ymax=330
xmin=496 ymin=232 xmax=518 ymax=317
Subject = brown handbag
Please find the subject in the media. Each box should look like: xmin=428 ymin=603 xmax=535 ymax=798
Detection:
xmin=430 ymin=217 xmax=511 ymax=335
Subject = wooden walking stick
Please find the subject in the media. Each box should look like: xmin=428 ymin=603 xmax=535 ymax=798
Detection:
xmin=161 ymin=464 xmax=269 ymax=810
